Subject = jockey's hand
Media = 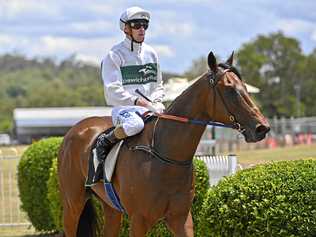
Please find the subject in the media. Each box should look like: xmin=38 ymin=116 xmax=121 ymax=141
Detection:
xmin=135 ymin=97 xmax=151 ymax=108
xmin=148 ymin=101 xmax=165 ymax=113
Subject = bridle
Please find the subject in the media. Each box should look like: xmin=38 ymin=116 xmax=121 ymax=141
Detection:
xmin=130 ymin=67 xmax=244 ymax=167
xmin=209 ymin=67 xmax=243 ymax=132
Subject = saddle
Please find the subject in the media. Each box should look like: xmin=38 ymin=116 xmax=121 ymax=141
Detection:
xmin=85 ymin=111 xmax=155 ymax=187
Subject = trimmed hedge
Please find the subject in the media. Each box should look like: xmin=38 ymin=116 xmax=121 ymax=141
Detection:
xmin=17 ymin=137 xmax=63 ymax=231
xmin=47 ymin=154 xmax=210 ymax=236
xmin=198 ymin=160 xmax=316 ymax=237
xmin=192 ymin=158 xmax=210 ymax=232
xmin=47 ymin=158 xmax=62 ymax=231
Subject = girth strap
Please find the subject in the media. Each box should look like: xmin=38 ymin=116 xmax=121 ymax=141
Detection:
xmin=130 ymin=145 xmax=192 ymax=167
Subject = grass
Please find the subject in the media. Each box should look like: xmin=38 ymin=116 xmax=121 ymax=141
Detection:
xmin=0 ymin=226 xmax=38 ymax=237
xmin=0 ymin=147 xmax=38 ymax=237
xmin=1 ymin=144 xmax=316 ymax=236
xmin=235 ymin=143 xmax=316 ymax=165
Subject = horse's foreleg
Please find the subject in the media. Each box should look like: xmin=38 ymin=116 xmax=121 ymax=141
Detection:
xmin=165 ymin=211 xmax=194 ymax=237
xmin=102 ymin=202 xmax=122 ymax=237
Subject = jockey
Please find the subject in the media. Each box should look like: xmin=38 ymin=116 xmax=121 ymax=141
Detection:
xmin=92 ymin=6 xmax=165 ymax=181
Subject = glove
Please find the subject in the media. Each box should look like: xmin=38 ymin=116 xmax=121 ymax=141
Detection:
xmin=147 ymin=102 xmax=165 ymax=113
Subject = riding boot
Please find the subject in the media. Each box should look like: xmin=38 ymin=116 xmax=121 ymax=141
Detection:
xmin=93 ymin=129 xmax=120 ymax=183
xmin=86 ymin=126 xmax=128 ymax=186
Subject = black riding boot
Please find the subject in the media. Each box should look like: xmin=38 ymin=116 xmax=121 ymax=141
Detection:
xmin=86 ymin=130 xmax=120 ymax=186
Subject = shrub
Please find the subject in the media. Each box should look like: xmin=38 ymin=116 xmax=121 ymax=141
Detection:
xmin=198 ymin=160 xmax=316 ymax=237
xmin=47 ymin=158 xmax=62 ymax=231
xmin=192 ymin=158 xmax=210 ymax=233
xmin=17 ymin=137 xmax=63 ymax=231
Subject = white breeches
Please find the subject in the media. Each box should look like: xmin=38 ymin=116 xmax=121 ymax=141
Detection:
xmin=111 ymin=106 xmax=149 ymax=137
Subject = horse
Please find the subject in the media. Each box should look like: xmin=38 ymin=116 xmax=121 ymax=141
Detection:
xmin=58 ymin=51 xmax=270 ymax=237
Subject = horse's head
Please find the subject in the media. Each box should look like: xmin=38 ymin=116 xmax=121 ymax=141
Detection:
xmin=206 ymin=51 xmax=270 ymax=142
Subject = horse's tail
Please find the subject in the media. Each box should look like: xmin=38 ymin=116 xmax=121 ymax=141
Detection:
xmin=77 ymin=198 xmax=97 ymax=237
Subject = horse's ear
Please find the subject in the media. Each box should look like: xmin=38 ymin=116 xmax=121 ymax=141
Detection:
xmin=226 ymin=51 xmax=234 ymax=66
xmin=207 ymin=51 xmax=217 ymax=73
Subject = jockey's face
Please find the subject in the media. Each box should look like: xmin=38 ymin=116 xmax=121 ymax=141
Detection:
xmin=131 ymin=26 xmax=146 ymax=43
xmin=124 ymin=20 xmax=148 ymax=43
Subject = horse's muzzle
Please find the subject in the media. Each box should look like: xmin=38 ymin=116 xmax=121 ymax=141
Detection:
xmin=243 ymin=123 xmax=270 ymax=142
xmin=255 ymin=124 xmax=270 ymax=141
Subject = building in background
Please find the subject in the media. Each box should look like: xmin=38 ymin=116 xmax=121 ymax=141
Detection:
xmin=13 ymin=107 xmax=111 ymax=144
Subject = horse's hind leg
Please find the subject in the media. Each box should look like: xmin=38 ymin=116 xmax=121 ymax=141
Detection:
xmin=59 ymin=159 xmax=87 ymax=237
xmin=102 ymin=202 xmax=122 ymax=237
xmin=165 ymin=211 xmax=194 ymax=237
xmin=61 ymin=187 xmax=86 ymax=237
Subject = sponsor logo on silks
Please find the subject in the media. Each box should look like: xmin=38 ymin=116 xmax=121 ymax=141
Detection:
xmin=120 ymin=63 xmax=158 ymax=85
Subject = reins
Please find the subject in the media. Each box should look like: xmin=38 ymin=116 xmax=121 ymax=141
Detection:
xmin=151 ymin=112 xmax=240 ymax=129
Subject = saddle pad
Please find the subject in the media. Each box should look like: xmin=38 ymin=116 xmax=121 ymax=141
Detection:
xmin=104 ymin=182 xmax=125 ymax=213
xmin=104 ymin=140 xmax=124 ymax=182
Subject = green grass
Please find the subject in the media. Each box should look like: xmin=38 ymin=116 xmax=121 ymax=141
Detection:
xmin=235 ymin=143 xmax=316 ymax=165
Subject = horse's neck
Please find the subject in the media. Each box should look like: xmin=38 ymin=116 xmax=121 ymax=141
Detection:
xmin=154 ymin=76 xmax=211 ymax=161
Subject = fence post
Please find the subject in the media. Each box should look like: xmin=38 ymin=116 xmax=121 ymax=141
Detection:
xmin=228 ymin=154 xmax=237 ymax=175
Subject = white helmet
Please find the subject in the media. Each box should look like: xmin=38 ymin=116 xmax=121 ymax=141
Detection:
xmin=119 ymin=6 xmax=150 ymax=31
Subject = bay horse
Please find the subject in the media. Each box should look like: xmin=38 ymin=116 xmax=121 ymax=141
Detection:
xmin=58 ymin=51 xmax=270 ymax=237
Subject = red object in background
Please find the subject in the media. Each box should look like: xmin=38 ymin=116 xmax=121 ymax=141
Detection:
xmin=306 ymin=133 xmax=312 ymax=145
xmin=266 ymin=137 xmax=277 ymax=148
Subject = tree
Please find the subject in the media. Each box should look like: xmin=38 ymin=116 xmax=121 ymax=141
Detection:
xmin=0 ymin=54 xmax=103 ymax=133
xmin=236 ymin=31 xmax=305 ymax=117
xmin=300 ymin=49 xmax=316 ymax=116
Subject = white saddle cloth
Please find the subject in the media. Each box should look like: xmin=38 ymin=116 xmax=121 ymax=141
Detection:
xmin=104 ymin=140 xmax=124 ymax=182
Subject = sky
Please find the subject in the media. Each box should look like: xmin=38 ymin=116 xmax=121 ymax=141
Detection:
xmin=0 ymin=0 xmax=315 ymax=74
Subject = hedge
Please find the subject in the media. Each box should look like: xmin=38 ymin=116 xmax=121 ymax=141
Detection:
xmin=17 ymin=137 xmax=63 ymax=231
xmin=47 ymin=158 xmax=62 ymax=231
xmin=23 ymin=138 xmax=209 ymax=237
xmin=198 ymin=160 xmax=316 ymax=237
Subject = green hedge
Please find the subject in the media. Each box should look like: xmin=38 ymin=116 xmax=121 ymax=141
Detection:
xmin=198 ymin=160 xmax=316 ymax=237
xmin=47 ymin=158 xmax=62 ymax=231
xmin=17 ymin=137 xmax=63 ymax=231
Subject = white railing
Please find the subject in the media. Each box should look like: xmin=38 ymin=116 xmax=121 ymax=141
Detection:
xmin=0 ymin=155 xmax=30 ymax=227
xmin=196 ymin=154 xmax=238 ymax=186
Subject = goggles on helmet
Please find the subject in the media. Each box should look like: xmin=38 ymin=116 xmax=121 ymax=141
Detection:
xmin=128 ymin=19 xmax=149 ymax=30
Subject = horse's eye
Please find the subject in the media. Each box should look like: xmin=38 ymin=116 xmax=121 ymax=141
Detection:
xmin=224 ymin=87 xmax=239 ymax=98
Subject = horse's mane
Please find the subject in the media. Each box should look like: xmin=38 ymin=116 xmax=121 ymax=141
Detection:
xmin=165 ymin=72 xmax=208 ymax=113
xmin=165 ymin=63 xmax=242 ymax=113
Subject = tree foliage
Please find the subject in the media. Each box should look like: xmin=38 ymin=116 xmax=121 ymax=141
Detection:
xmin=183 ymin=32 xmax=316 ymax=118
xmin=0 ymin=54 xmax=104 ymax=132
xmin=236 ymin=32 xmax=312 ymax=118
